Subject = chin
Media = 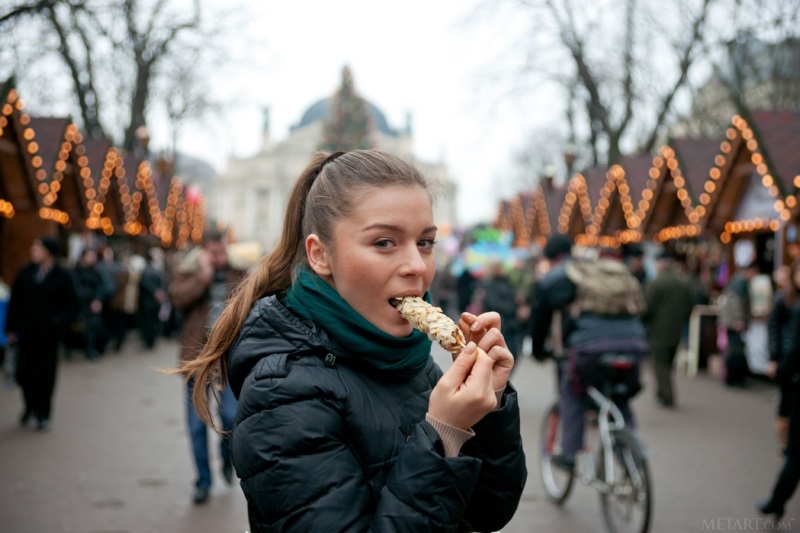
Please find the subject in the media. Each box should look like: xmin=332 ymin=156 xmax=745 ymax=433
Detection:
xmin=384 ymin=323 xmax=414 ymax=338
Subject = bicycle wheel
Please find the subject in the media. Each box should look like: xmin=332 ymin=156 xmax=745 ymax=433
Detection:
xmin=597 ymin=427 xmax=652 ymax=533
xmin=539 ymin=402 xmax=575 ymax=504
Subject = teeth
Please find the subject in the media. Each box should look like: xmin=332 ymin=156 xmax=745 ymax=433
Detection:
xmin=392 ymin=296 xmax=466 ymax=355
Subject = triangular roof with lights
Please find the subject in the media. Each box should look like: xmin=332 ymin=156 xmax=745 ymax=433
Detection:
xmin=590 ymin=154 xmax=652 ymax=246
xmin=27 ymin=117 xmax=94 ymax=229
xmin=81 ymin=139 xmax=127 ymax=236
xmin=0 ymin=80 xmax=67 ymax=281
xmin=120 ymin=153 xmax=157 ymax=236
xmin=557 ymin=170 xmax=598 ymax=243
xmin=640 ymin=139 xmax=720 ymax=242
xmin=0 ymin=81 xmax=46 ymax=219
xmin=494 ymin=199 xmax=514 ymax=234
xmin=700 ymin=111 xmax=797 ymax=244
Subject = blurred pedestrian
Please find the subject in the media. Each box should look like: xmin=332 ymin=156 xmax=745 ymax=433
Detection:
xmin=0 ymin=276 xmax=9 ymax=383
xmin=758 ymin=259 xmax=800 ymax=520
xmin=72 ymin=248 xmax=109 ymax=360
xmin=177 ymin=150 xmax=526 ymax=530
xmin=719 ymin=261 xmax=759 ymax=388
xmin=168 ymin=230 xmax=246 ymax=505
xmin=138 ymin=248 xmax=166 ymax=350
xmin=768 ymin=261 xmax=800 ymax=452
xmin=95 ymin=245 xmax=118 ymax=348
xmin=5 ymin=236 xmax=78 ymax=430
xmin=641 ymin=250 xmax=696 ymax=408
xmin=481 ymin=259 xmax=522 ymax=360
xmin=108 ymin=251 xmax=134 ymax=351
xmin=457 ymin=266 xmax=479 ymax=313
xmin=624 ymin=244 xmax=648 ymax=285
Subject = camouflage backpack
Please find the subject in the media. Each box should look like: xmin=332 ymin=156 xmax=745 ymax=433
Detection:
xmin=564 ymin=258 xmax=646 ymax=316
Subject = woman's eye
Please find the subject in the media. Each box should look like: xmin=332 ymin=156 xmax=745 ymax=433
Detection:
xmin=419 ymin=238 xmax=437 ymax=249
xmin=374 ymin=239 xmax=393 ymax=249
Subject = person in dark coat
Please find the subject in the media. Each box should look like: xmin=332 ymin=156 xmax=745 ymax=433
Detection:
xmin=769 ymin=264 xmax=800 ymax=450
xmin=177 ymin=150 xmax=526 ymax=532
xmin=759 ymin=260 xmax=800 ymax=519
xmin=641 ymin=251 xmax=696 ymax=407
xmin=138 ymin=249 xmax=166 ymax=350
xmin=72 ymin=248 xmax=109 ymax=360
xmin=481 ymin=259 xmax=522 ymax=359
xmin=5 ymin=236 xmax=78 ymax=430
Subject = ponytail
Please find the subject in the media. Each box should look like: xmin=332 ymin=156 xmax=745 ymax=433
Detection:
xmin=178 ymin=152 xmax=330 ymax=431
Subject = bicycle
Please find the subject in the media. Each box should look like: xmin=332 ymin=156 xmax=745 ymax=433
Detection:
xmin=539 ymin=352 xmax=652 ymax=533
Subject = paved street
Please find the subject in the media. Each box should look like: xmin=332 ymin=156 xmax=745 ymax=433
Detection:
xmin=1 ymin=336 xmax=795 ymax=533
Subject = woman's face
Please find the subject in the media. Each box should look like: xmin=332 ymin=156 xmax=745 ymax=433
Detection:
xmin=313 ymin=184 xmax=437 ymax=337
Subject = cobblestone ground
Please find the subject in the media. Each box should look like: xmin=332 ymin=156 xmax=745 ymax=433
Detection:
xmin=0 ymin=337 xmax=795 ymax=532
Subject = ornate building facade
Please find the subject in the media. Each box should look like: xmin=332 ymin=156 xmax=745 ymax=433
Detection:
xmin=211 ymin=94 xmax=457 ymax=253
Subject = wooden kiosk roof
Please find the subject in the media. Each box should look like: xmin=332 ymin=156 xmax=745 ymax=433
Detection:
xmin=558 ymin=169 xmax=600 ymax=243
xmin=589 ymin=154 xmax=652 ymax=246
xmin=0 ymin=85 xmax=60 ymax=281
xmin=639 ymin=139 xmax=720 ymax=242
xmin=700 ymin=112 xmax=796 ymax=243
xmin=26 ymin=117 xmax=99 ymax=229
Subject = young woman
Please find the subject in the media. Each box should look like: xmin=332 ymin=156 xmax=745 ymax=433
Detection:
xmin=181 ymin=150 xmax=527 ymax=531
xmin=760 ymin=259 xmax=800 ymax=519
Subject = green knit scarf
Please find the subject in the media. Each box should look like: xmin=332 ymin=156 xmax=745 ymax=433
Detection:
xmin=284 ymin=266 xmax=431 ymax=378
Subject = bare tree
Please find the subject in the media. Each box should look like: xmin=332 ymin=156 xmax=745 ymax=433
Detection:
xmin=119 ymin=0 xmax=201 ymax=151
xmin=475 ymin=0 xmax=717 ymax=167
xmin=480 ymin=0 xmax=798 ymax=171
xmin=670 ymin=0 xmax=799 ymax=138
xmin=0 ymin=0 xmax=238 ymax=151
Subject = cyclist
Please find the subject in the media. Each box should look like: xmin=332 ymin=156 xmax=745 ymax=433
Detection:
xmin=529 ymin=235 xmax=648 ymax=471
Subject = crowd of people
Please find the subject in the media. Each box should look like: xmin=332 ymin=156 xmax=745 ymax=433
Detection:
xmin=1 ymin=235 xmax=175 ymax=429
xmin=2 ymin=148 xmax=798 ymax=530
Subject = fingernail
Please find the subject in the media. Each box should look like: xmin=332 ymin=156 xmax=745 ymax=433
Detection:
xmin=470 ymin=322 xmax=481 ymax=332
xmin=464 ymin=342 xmax=476 ymax=355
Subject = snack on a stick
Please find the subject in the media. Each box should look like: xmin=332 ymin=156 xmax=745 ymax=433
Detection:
xmin=392 ymin=296 xmax=466 ymax=357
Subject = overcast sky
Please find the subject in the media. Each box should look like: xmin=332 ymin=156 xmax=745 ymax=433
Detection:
xmin=152 ymin=0 xmax=563 ymax=227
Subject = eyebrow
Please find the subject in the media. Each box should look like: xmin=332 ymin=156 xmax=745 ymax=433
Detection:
xmin=361 ymin=223 xmax=438 ymax=233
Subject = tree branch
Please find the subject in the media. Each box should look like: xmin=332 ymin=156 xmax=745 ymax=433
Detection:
xmin=641 ymin=0 xmax=712 ymax=153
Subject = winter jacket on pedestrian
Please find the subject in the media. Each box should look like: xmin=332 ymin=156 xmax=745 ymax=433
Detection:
xmin=719 ymin=276 xmax=751 ymax=331
xmin=641 ymin=268 xmax=696 ymax=349
xmin=769 ymin=294 xmax=800 ymax=386
xmin=227 ymin=294 xmax=527 ymax=532
xmin=168 ymin=247 xmax=246 ymax=363
xmin=6 ymin=262 xmax=78 ymax=339
xmin=529 ymin=261 xmax=646 ymax=359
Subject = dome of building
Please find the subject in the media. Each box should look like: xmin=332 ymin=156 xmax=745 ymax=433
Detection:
xmin=291 ymin=97 xmax=399 ymax=137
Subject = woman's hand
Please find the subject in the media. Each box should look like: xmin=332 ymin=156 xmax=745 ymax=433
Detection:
xmin=429 ymin=342 xmax=497 ymax=430
xmin=459 ymin=311 xmax=514 ymax=392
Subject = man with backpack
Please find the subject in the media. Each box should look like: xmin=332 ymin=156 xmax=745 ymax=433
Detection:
xmin=529 ymin=236 xmax=647 ymax=470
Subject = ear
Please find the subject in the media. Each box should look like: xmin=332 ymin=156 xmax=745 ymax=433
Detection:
xmin=305 ymin=234 xmax=332 ymax=277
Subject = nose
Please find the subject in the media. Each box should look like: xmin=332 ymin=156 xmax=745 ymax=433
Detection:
xmin=399 ymin=244 xmax=428 ymax=277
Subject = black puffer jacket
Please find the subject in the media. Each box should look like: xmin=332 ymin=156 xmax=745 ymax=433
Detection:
xmin=227 ymin=295 xmax=527 ymax=532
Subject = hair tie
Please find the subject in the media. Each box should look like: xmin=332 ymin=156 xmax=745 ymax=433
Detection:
xmin=318 ymin=151 xmax=346 ymax=175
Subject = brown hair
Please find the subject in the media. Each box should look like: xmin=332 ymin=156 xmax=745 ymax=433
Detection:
xmin=180 ymin=149 xmax=436 ymax=430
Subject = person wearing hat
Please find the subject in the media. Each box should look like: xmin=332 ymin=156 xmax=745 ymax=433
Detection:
xmin=641 ymin=250 xmax=696 ymax=407
xmin=6 ymin=236 xmax=78 ymax=430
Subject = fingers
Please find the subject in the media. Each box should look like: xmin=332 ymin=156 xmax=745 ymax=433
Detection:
xmin=465 ymin=350 xmax=494 ymax=390
xmin=439 ymin=342 xmax=478 ymax=389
